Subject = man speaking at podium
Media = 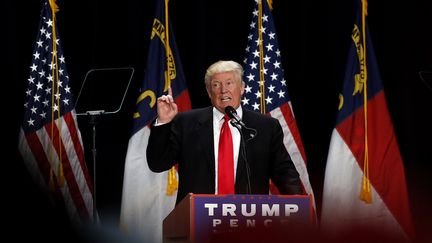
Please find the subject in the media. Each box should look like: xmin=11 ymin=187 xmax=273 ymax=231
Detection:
xmin=147 ymin=60 xmax=303 ymax=205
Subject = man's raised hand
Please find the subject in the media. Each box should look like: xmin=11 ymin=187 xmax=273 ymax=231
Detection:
xmin=156 ymin=86 xmax=178 ymax=123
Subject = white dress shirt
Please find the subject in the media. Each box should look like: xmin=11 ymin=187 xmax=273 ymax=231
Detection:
xmin=213 ymin=107 xmax=241 ymax=194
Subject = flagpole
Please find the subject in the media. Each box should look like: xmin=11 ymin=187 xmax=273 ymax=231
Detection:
xmin=19 ymin=0 xmax=95 ymax=223
xmin=164 ymin=0 xmax=171 ymax=90
xmin=164 ymin=0 xmax=178 ymax=195
xmin=359 ymin=0 xmax=372 ymax=203
xmin=258 ymin=0 xmax=266 ymax=114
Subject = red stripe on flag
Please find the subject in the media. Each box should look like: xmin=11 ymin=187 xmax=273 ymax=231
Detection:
xmin=43 ymin=119 xmax=90 ymax=219
xmin=278 ymin=103 xmax=307 ymax=163
xmin=63 ymin=112 xmax=94 ymax=193
xmin=26 ymin=132 xmax=54 ymax=185
xmin=336 ymin=91 xmax=414 ymax=238
xmin=25 ymin=131 xmax=67 ymax=211
xmin=175 ymin=90 xmax=192 ymax=112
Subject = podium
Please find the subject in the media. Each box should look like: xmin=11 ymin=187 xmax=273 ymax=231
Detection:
xmin=163 ymin=194 xmax=314 ymax=243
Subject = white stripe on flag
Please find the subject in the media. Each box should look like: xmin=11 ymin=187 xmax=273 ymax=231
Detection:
xmin=270 ymin=106 xmax=316 ymax=203
xmin=20 ymin=114 xmax=93 ymax=223
xmin=321 ymin=130 xmax=408 ymax=239
xmin=37 ymin=123 xmax=82 ymax=222
xmin=18 ymin=128 xmax=47 ymax=190
xmin=60 ymin=115 xmax=94 ymax=218
xmin=120 ymin=126 xmax=177 ymax=243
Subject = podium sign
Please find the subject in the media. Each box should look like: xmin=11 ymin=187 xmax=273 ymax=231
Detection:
xmin=163 ymin=194 xmax=313 ymax=243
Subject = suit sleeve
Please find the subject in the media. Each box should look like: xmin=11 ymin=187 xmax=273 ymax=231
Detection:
xmin=146 ymin=119 xmax=180 ymax=172
xmin=269 ymin=119 xmax=304 ymax=195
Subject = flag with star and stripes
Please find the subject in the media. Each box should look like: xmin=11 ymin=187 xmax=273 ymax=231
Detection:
xmin=242 ymin=0 xmax=316 ymax=215
xmin=18 ymin=0 xmax=94 ymax=223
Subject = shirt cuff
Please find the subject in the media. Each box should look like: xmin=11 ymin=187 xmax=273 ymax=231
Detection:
xmin=154 ymin=118 xmax=166 ymax=126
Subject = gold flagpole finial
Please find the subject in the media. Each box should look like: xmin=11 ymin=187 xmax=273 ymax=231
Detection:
xmin=363 ymin=0 xmax=368 ymax=16
xmin=267 ymin=0 xmax=273 ymax=11
xmin=49 ymin=0 xmax=59 ymax=13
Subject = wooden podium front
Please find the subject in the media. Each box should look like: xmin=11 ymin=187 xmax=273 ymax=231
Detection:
xmin=163 ymin=194 xmax=313 ymax=243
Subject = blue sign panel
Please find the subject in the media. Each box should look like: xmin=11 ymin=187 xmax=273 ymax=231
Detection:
xmin=191 ymin=194 xmax=312 ymax=242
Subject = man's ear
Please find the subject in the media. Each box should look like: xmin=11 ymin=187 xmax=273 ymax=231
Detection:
xmin=241 ymin=81 xmax=245 ymax=95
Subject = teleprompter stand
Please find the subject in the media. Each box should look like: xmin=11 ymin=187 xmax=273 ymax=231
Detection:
xmin=75 ymin=67 xmax=134 ymax=222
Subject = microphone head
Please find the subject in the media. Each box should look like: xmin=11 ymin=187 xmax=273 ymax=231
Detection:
xmin=224 ymin=106 xmax=236 ymax=118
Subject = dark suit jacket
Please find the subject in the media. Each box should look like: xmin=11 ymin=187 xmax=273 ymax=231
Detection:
xmin=147 ymin=106 xmax=303 ymax=204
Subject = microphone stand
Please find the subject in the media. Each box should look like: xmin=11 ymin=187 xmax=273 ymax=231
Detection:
xmin=231 ymin=121 xmax=257 ymax=194
xmin=87 ymin=110 xmax=104 ymax=223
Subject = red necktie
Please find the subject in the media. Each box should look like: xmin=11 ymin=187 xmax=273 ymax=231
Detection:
xmin=218 ymin=115 xmax=235 ymax=194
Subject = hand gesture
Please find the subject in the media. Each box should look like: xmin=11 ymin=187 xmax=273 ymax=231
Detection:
xmin=156 ymin=87 xmax=178 ymax=123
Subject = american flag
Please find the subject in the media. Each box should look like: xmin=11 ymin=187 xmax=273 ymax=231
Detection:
xmin=18 ymin=1 xmax=94 ymax=223
xmin=242 ymin=0 xmax=316 ymax=212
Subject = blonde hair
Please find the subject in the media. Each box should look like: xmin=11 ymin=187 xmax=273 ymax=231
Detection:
xmin=204 ymin=60 xmax=244 ymax=87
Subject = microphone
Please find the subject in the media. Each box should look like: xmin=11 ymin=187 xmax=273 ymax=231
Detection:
xmin=224 ymin=106 xmax=246 ymax=127
xmin=224 ymin=106 xmax=253 ymax=194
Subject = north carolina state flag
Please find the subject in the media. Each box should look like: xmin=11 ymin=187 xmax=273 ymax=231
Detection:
xmin=119 ymin=0 xmax=191 ymax=242
xmin=321 ymin=0 xmax=414 ymax=242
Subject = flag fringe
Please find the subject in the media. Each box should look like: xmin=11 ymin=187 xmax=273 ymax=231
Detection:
xmin=166 ymin=166 xmax=178 ymax=196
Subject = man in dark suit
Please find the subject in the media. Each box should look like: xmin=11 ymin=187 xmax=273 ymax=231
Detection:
xmin=147 ymin=60 xmax=303 ymax=204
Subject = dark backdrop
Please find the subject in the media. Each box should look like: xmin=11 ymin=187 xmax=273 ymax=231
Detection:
xmin=6 ymin=0 xmax=432 ymax=242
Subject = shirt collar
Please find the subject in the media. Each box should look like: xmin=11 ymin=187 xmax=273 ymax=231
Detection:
xmin=213 ymin=106 xmax=243 ymax=121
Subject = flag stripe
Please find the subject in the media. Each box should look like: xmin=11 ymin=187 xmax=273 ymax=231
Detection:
xmin=22 ymin=130 xmax=53 ymax=185
xmin=59 ymin=123 xmax=93 ymax=219
xmin=270 ymin=105 xmax=314 ymax=198
xmin=62 ymin=113 xmax=95 ymax=215
xmin=63 ymin=112 xmax=93 ymax=191
xmin=175 ymin=90 xmax=192 ymax=112
xmin=120 ymin=126 xmax=177 ymax=242
xmin=273 ymin=103 xmax=307 ymax=163
xmin=322 ymin=130 xmax=407 ymax=238
xmin=336 ymin=91 xmax=414 ymax=238
xmin=35 ymin=122 xmax=86 ymax=220
xmin=41 ymin=117 xmax=90 ymax=219
xmin=21 ymin=128 xmax=72 ymax=218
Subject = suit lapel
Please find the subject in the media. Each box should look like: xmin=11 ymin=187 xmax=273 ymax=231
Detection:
xmin=240 ymin=109 xmax=259 ymax=142
xmin=194 ymin=107 xmax=215 ymax=184
xmin=192 ymin=108 xmax=259 ymax=194
xmin=234 ymin=109 xmax=257 ymax=193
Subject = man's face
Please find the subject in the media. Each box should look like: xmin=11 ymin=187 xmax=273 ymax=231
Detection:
xmin=206 ymin=71 xmax=245 ymax=113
